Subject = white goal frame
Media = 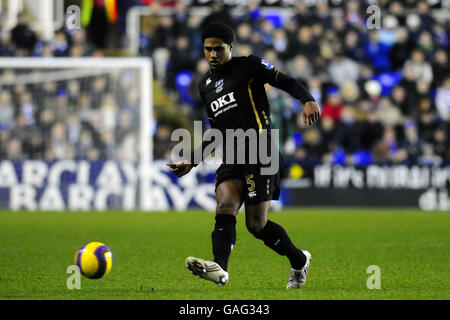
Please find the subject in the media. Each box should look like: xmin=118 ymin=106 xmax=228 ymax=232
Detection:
xmin=0 ymin=57 xmax=154 ymax=210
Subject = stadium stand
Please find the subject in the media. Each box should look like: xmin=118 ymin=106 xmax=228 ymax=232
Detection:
xmin=0 ymin=0 xmax=449 ymax=166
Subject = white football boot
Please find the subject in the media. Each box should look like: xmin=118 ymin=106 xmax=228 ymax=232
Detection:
xmin=185 ymin=256 xmax=229 ymax=286
xmin=286 ymin=250 xmax=311 ymax=289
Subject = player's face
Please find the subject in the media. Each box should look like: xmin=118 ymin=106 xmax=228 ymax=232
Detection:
xmin=203 ymin=38 xmax=233 ymax=70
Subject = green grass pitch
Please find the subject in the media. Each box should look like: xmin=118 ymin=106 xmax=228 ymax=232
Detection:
xmin=0 ymin=208 xmax=449 ymax=300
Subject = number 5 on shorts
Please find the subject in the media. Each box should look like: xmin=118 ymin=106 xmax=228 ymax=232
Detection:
xmin=246 ymin=174 xmax=255 ymax=192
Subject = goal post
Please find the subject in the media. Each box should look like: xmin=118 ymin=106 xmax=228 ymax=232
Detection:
xmin=0 ymin=57 xmax=154 ymax=211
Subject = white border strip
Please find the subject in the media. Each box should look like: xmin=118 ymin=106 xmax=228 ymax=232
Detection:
xmin=0 ymin=57 xmax=152 ymax=69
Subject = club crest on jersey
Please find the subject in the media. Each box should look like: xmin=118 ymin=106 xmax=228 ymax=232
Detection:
xmin=261 ymin=59 xmax=274 ymax=70
xmin=215 ymin=79 xmax=224 ymax=93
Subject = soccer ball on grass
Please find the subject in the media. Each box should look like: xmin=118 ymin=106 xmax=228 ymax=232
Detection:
xmin=75 ymin=242 xmax=113 ymax=279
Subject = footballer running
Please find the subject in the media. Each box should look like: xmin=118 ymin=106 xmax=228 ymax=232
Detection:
xmin=167 ymin=22 xmax=321 ymax=289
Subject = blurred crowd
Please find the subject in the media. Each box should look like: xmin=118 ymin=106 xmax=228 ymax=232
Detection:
xmin=142 ymin=0 xmax=450 ymax=165
xmin=0 ymin=0 xmax=449 ymax=166
xmin=0 ymin=68 xmax=140 ymax=162
xmin=0 ymin=11 xmax=142 ymax=162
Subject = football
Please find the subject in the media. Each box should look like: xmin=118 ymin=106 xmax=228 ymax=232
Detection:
xmin=75 ymin=242 xmax=113 ymax=279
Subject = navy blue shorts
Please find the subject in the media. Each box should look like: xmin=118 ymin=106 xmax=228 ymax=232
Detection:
xmin=215 ymin=163 xmax=281 ymax=206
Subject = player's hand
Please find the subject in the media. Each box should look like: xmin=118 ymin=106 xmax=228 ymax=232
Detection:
xmin=167 ymin=160 xmax=194 ymax=178
xmin=302 ymin=101 xmax=321 ymax=126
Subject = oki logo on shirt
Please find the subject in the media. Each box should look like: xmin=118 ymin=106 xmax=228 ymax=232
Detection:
xmin=210 ymin=92 xmax=237 ymax=114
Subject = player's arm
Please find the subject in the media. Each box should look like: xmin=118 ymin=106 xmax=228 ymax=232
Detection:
xmin=274 ymin=72 xmax=321 ymax=126
xmin=250 ymin=56 xmax=321 ymax=126
xmin=167 ymin=92 xmax=215 ymax=177
xmin=167 ymin=159 xmax=194 ymax=178
xmin=168 ymin=130 xmax=216 ymax=177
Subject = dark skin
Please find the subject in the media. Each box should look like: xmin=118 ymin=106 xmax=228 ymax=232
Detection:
xmin=167 ymin=37 xmax=321 ymax=231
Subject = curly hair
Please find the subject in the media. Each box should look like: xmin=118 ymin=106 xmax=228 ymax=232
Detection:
xmin=201 ymin=22 xmax=235 ymax=45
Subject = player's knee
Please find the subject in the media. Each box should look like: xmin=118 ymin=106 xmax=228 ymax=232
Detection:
xmin=216 ymin=200 xmax=239 ymax=216
xmin=246 ymin=218 xmax=266 ymax=236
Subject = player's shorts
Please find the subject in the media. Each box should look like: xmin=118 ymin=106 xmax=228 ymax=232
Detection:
xmin=215 ymin=163 xmax=281 ymax=206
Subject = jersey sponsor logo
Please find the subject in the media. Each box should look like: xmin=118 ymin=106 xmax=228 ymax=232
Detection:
xmin=248 ymin=191 xmax=257 ymax=198
xmin=206 ymin=78 xmax=212 ymax=86
xmin=210 ymin=92 xmax=236 ymax=113
xmin=261 ymin=59 xmax=274 ymax=70
xmin=215 ymin=79 xmax=224 ymax=93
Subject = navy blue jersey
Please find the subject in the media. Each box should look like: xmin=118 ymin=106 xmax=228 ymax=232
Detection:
xmin=199 ymin=55 xmax=279 ymax=134
xmin=193 ymin=55 xmax=314 ymax=166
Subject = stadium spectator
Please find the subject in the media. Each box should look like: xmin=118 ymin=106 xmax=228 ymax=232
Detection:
xmin=238 ymin=0 xmax=262 ymax=29
xmin=432 ymin=49 xmax=449 ymax=88
xmin=152 ymin=15 xmax=176 ymax=50
xmin=435 ymin=77 xmax=450 ymax=122
xmin=318 ymin=115 xmax=338 ymax=162
xmin=375 ymin=97 xmax=403 ymax=129
xmin=294 ymin=127 xmax=325 ymax=162
xmin=343 ymin=30 xmax=366 ymax=63
xmin=390 ymin=85 xmax=411 ymax=117
xmin=76 ymin=129 xmax=96 ymax=160
xmin=51 ymin=31 xmax=70 ymax=57
xmin=334 ymin=105 xmax=361 ymax=153
xmin=344 ymin=0 xmax=364 ymax=30
xmin=165 ymin=34 xmax=197 ymax=91
xmin=416 ymin=0 xmax=435 ymax=31
xmin=0 ymin=91 xmax=14 ymax=129
xmin=200 ymin=1 xmax=233 ymax=31
xmin=360 ymin=109 xmax=384 ymax=151
xmin=236 ymin=22 xmax=252 ymax=45
xmin=249 ymin=30 xmax=266 ymax=58
xmin=286 ymin=55 xmax=312 ymax=82
xmin=47 ymin=122 xmax=74 ymax=160
xmin=271 ymin=28 xmax=289 ymax=61
xmin=327 ymin=49 xmax=360 ymax=85
xmin=432 ymin=23 xmax=448 ymax=49
xmin=418 ymin=142 xmax=442 ymax=166
xmin=372 ymin=126 xmax=398 ymax=164
xmin=364 ymin=30 xmax=392 ymax=72
xmin=389 ymin=27 xmax=415 ymax=70
xmin=266 ymin=86 xmax=294 ymax=151
xmin=400 ymin=121 xmax=423 ymax=162
xmin=432 ymin=126 xmax=450 ymax=160
xmin=402 ymin=49 xmax=433 ymax=85
xmin=321 ymin=88 xmax=344 ymax=121
xmin=189 ymin=58 xmax=210 ymax=121
xmin=6 ymin=138 xmax=24 ymax=160
xmin=0 ymin=126 xmax=10 ymax=158
xmin=10 ymin=13 xmax=37 ymax=55
xmin=0 ymin=32 xmax=15 ymax=56
xmin=292 ymin=1 xmax=316 ymax=28
xmin=315 ymin=1 xmax=332 ymax=29
xmin=415 ymin=96 xmax=438 ymax=142
xmin=290 ymin=26 xmax=319 ymax=61
xmin=388 ymin=1 xmax=406 ymax=27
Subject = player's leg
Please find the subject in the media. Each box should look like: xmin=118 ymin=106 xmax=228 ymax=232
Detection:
xmin=245 ymin=201 xmax=307 ymax=271
xmin=243 ymin=167 xmax=311 ymax=289
xmin=212 ymin=178 xmax=244 ymax=271
xmin=186 ymin=178 xmax=244 ymax=286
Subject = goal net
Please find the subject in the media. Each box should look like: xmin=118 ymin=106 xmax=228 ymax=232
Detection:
xmin=0 ymin=57 xmax=154 ymax=211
